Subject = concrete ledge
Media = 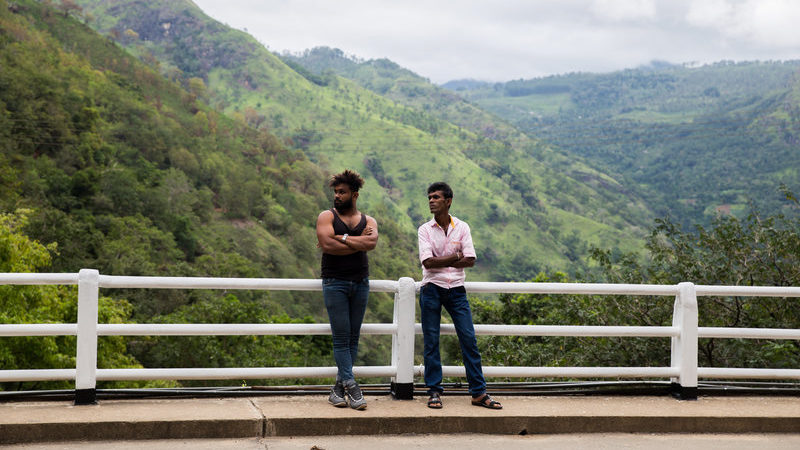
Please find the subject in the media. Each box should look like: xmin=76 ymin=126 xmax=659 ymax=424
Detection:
xmin=265 ymin=416 xmax=800 ymax=436
xmin=2 ymin=419 xmax=262 ymax=444
xmin=258 ymin=395 xmax=800 ymax=436
xmin=2 ymin=395 xmax=799 ymax=444
xmin=0 ymin=398 xmax=263 ymax=444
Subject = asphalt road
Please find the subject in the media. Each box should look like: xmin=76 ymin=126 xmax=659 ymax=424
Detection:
xmin=4 ymin=434 xmax=800 ymax=450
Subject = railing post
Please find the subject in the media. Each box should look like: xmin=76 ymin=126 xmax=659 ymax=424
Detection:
xmin=75 ymin=269 xmax=99 ymax=405
xmin=390 ymin=277 xmax=415 ymax=399
xmin=670 ymin=281 xmax=698 ymax=400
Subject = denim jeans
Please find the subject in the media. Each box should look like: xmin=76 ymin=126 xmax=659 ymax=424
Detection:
xmin=420 ymin=283 xmax=486 ymax=396
xmin=322 ymin=277 xmax=370 ymax=382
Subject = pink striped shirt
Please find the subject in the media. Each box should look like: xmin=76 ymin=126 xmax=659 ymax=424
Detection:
xmin=418 ymin=215 xmax=476 ymax=288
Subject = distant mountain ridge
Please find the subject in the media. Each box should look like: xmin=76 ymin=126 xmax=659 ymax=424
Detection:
xmin=75 ymin=0 xmax=653 ymax=280
xmin=441 ymin=79 xmax=491 ymax=91
xmin=447 ymin=60 xmax=800 ymax=227
xmin=280 ymin=45 xmax=654 ymax=233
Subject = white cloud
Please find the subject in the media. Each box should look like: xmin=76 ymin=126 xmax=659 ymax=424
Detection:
xmin=194 ymin=0 xmax=800 ymax=83
xmin=685 ymin=0 xmax=735 ymax=29
xmin=748 ymin=0 xmax=800 ymax=47
xmin=686 ymin=0 xmax=800 ymax=47
xmin=591 ymin=0 xmax=657 ymax=21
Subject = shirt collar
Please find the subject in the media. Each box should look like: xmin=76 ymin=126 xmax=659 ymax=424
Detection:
xmin=429 ymin=215 xmax=456 ymax=230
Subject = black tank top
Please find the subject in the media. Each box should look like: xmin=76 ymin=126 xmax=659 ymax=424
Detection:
xmin=320 ymin=209 xmax=369 ymax=280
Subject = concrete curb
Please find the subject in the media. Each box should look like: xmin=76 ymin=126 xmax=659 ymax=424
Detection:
xmin=2 ymin=395 xmax=799 ymax=444
xmin=1 ymin=419 xmax=262 ymax=444
xmin=264 ymin=416 xmax=800 ymax=436
xmin=0 ymin=397 xmax=263 ymax=444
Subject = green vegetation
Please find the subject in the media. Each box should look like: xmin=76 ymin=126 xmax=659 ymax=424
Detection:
xmin=0 ymin=0 xmax=416 ymax=388
xmin=0 ymin=210 xmax=155 ymax=390
xmin=467 ymin=192 xmax=800 ymax=375
xmin=450 ymin=61 xmax=800 ymax=229
xmin=4 ymin=1 xmax=798 ymax=389
xmin=74 ymin=2 xmax=653 ymax=279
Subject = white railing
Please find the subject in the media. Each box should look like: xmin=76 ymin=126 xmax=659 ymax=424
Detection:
xmin=2 ymin=269 xmax=800 ymax=404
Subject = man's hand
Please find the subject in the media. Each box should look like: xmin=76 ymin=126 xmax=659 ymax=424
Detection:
xmin=451 ymin=255 xmax=475 ymax=268
xmin=422 ymin=252 xmax=474 ymax=269
xmin=316 ymin=210 xmax=355 ymax=255
xmin=343 ymin=217 xmax=378 ymax=251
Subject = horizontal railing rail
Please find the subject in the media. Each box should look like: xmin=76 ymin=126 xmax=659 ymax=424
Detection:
xmin=1 ymin=270 xmax=799 ymax=404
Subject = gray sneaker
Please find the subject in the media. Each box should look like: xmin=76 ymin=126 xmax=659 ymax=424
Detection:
xmin=328 ymin=380 xmax=347 ymax=407
xmin=343 ymin=379 xmax=367 ymax=410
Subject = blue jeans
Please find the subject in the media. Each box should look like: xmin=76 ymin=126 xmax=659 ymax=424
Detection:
xmin=420 ymin=283 xmax=486 ymax=396
xmin=323 ymin=277 xmax=370 ymax=381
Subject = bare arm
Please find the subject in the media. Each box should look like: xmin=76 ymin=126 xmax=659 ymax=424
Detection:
xmin=341 ymin=216 xmax=378 ymax=252
xmin=453 ymin=256 xmax=475 ymax=268
xmin=422 ymin=252 xmax=475 ymax=269
xmin=316 ymin=210 xmax=356 ymax=255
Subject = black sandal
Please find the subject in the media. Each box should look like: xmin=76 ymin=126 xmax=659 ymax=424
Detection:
xmin=471 ymin=393 xmax=502 ymax=409
xmin=427 ymin=392 xmax=443 ymax=409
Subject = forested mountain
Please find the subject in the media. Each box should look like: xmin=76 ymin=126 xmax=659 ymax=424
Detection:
xmin=447 ymin=61 xmax=800 ymax=228
xmin=281 ymin=46 xmax=652 ymax=232
xmin=0 ymin=0 xmax=417 ymax=385
xmin=4 ymin=0 xmax=799 ymax=389
xmin=74 ymin=0 xmax=654 ymax=280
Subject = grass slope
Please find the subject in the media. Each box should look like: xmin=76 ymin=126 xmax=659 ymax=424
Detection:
xmin=75 ymin=1 xmax=653 ymax=279
xmin=451 ymin=61 xmax=800 ymax=227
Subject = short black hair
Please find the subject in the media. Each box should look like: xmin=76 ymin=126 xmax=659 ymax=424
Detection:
xmin=330 ymin=169 xmax=364 ymax=192
xmin=427 ymin=182 xmax=453 ymax=199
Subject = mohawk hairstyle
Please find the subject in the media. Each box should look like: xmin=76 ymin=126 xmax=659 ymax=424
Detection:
xmin=329 ymin=169 xmax=365 ymax=192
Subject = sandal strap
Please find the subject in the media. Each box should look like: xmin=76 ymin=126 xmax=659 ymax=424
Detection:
xmin=473 ymin=393 xmax=502 ymax=408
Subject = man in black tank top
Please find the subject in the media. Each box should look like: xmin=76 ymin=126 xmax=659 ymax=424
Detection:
xmin=316 ymin=169 xmax=378 ymax=410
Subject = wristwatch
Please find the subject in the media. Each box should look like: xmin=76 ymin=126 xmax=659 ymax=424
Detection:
xmin=341 ymin=233 xmax=349 ymax=243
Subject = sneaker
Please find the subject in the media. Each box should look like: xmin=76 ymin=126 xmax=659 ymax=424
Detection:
xmin=343 ymin=379 xmax=367 ymax=410
xmin=328 ymin=380 xmax=347 ymax=407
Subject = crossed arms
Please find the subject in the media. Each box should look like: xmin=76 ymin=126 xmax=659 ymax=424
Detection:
xmin=418 ymin=225 xmax=475 ymax=269
xmin=421 ymin=253 xmax=475 ymax=269
xmin=316 ymin=210 xmax=379 ymax=255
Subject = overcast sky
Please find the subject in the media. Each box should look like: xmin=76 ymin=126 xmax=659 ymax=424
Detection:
xmin=192 ymin=0 xmax=800 ymax=84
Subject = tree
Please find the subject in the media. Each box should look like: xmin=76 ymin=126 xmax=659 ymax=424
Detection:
xmin=122 ymin=28 xmax=139 ymax=43
xmin=187 ymin=77 xmax=207 ymax=100
xmin=135 ymin=294 xmax=331 ymax=387
xmin=470 ymin=190 xmax=800 ymax=376
xmin=57 ymin=0 xmax=82 ymax=18
xmin=0 ymin=210 xmax=155 ymax=390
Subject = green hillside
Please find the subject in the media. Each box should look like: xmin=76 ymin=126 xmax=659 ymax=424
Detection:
xmin=448 ymin=61 xmax=800 ymax=228
xmin=74 ymin=1 xmax=654 ymax=279
xmin=282 ymin=47 xmax=652 ymax=230
xmin=5 ymin=0 xmax=799 ymax=389
xmin=0 ymin=0 xmax=418 ymax=385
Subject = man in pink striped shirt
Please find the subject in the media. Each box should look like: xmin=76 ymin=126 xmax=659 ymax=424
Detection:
xmin=417 ymin=182 xmax=502 ymax=410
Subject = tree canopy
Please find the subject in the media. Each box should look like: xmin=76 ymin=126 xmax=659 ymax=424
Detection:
xmin=467 ymin=192 xmax=800 ymax=376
